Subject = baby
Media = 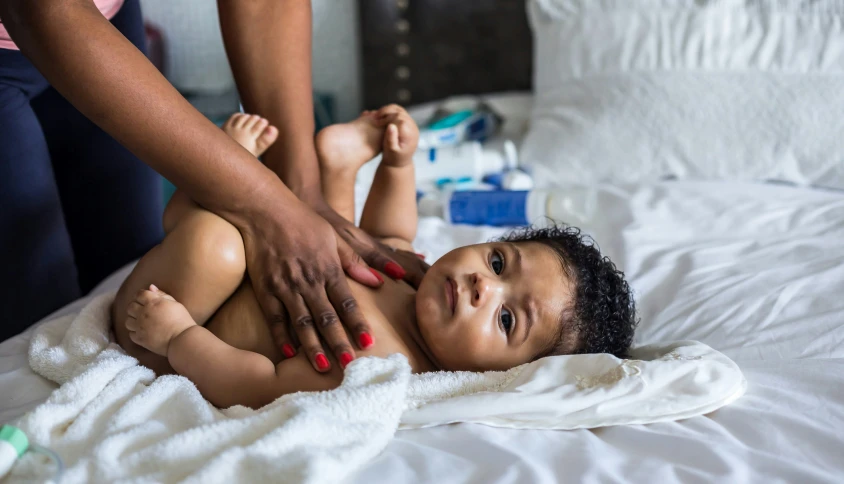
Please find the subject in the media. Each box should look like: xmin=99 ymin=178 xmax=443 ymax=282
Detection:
xmin=112 ymin=106 xmax=637 ymax=409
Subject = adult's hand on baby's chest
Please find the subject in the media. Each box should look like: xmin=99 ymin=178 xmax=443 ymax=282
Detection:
xmin=319 ymin=207 xmax=430 ymax=289
xmin=239 ymin=199 xmax=375 ymax=374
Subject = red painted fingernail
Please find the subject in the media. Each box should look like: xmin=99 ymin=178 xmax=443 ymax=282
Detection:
xmin=368 ymin=267 xmax=384 ymax=284
xmin=315 ymin=354 xmax=330 ymax=370
xmin=384 ymin=261 xmax=406 ymax=279
xmin=415 ymin=253 xmax=426 ymax=259
xmin=340 ymin=352 xmax=354 ymax=369
xmin=359 ymin=332 xmax=374 ymax=349
xmin=282 ymin=344 xmax=296 ymax=358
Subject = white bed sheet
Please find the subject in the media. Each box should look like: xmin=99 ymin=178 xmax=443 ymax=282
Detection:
xmin=3 ymin=95 xmax=844 ymax=482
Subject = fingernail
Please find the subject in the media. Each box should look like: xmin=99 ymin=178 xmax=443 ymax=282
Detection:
xmin=340 ymin=352 xmax=354 ymax=369
xmin=150 ymin=284 xmax=159 ymax=292
xmin=415 ymin=253 xmax=426 ymax=259
xmin=282 ymin=344 xmax=296 ymax=358
xmin=384 ymin=261 xmax=406 ymax=279
xmin=368 ymin=267 xmax=384 ymax=284
xmin=359 ymin=332 xmax=374 ymax=349
xmin=315 ymin=353 xmax=330 ymax=370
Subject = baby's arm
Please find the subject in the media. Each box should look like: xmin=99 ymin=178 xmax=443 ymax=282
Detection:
xmin=359 ymin=105 xmax=420 ymax=247
xmin=127 ymin=285 xmax=341 ymax=409
xmin=168 ymin=326 xmax=341 ymax=408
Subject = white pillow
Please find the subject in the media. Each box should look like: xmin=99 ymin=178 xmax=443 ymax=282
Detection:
xmin=522 ymin=0 xmax=844 ymax=188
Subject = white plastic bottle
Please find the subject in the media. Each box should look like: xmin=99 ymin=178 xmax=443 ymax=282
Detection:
xmin=413 ymin=140 xmax=518 ymax=184
xmin=357 ymin=140 xmax=518 ymax=187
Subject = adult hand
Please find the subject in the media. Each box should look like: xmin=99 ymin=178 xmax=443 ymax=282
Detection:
xmin=241 ymin=198 xmax=374 ymax=372
xmin=318 ymin=204 xmax=430 ymax=289
xmin=267 ymin=200 xmax=430 ymax=365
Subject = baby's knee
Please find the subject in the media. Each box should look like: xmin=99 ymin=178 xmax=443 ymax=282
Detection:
xmin=162 ymin=191 xmax=197 ymax=234
xmin=170 ymin=211 xmax=247 ymax=278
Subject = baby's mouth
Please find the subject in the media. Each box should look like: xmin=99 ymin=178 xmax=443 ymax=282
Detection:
xmin=445 ymin=277 xmax=457 ymax=315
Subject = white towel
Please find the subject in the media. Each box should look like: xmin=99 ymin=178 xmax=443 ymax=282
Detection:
xmin=8 ymin=294 xmax=745 ymax=483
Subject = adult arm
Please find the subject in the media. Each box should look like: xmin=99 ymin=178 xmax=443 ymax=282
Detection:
xmin=216 ymin=0 xmax=429 ymax=349
xmin=0 ymin=0 xmax=374 ymax=370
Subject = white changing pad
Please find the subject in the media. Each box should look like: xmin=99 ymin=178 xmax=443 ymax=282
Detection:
xmin=6 ymin=293 xmax=742 ymax=483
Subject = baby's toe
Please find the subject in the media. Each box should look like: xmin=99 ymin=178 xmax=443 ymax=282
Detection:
xmin=223 ymin=113 xmax=241 ymax=130
xmin=251 ymin=117 xmax=269 ymax=134
xmin=234 ymin=114 xmax=252 ymax=129
xmin=260 ymin=125 xmax=278 ymax=144
xmin=241 ymin=114 xmax=259 ymax=130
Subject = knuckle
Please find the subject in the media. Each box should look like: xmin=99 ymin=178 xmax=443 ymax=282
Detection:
xmin=293 ymin=315 xmax=314 ymax=329
xmin=339 ymin=297 xmax=358 ymax=315
xmin=301 ymin=266 xmax=320 ymax=286
xmin=317 ymin=311 xmax=339 ymax=329
xmin=268 ymin=273 xmax=286 ymax=292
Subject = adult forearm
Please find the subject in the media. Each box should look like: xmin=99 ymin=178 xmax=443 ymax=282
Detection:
xmin=218 ymin=0 xmax=322 ymax=202
xmin=0 ymin=0 xmax=291 ymax=225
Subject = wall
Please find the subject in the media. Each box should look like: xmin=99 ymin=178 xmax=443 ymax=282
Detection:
xmin=141 ymin=0 xmax=362 ymax=122
xmin=312 ymin=0 xmax=362 ymax=121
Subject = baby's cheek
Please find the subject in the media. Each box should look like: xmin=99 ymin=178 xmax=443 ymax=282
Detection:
xmin=444 ymin=329 xmax=493 ymax=371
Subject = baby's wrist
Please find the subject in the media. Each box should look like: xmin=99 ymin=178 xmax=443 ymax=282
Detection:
xmin=166 ymin=324 xmax=200 ymax=358
xmin=380 ymin=155 xmax=414 ymax=169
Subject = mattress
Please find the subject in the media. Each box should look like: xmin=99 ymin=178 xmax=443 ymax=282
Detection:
xmin=2 ymin=95 xmax=844 ymax=483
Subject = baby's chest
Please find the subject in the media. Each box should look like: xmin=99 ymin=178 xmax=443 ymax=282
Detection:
xmin=346 ymin=279 xmax=415 ymax=360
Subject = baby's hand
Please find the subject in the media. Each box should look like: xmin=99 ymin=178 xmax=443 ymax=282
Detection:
xmin=125 ymin=285 xmax=196 ymax=357
xmin=372 ymin=104 xmax=419 ymax=166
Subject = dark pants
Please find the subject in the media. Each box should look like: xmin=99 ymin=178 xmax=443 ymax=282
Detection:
xmin=0 ymin=0 xmax=163 ymax=341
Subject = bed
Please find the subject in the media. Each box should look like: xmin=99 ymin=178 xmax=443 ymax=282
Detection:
xmin=3 ymin=0 xmax=844 ymax=482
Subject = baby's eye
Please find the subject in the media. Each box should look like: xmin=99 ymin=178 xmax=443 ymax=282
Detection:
xmin=500 ymin=308 xmax=513 ymax=334
xmin=490 ymin=250 xmax=504 ymax=275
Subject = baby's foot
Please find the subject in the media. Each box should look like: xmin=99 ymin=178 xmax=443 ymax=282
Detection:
xmin=374 ymin=105 xmax=419 ymax=167
xmin=125 ymin=284 xmax=196 ymax=357
xmin=315 ymin=111 xmax=385 ymax=176
xmin=222 ymin=113 xmax=279 ymax=157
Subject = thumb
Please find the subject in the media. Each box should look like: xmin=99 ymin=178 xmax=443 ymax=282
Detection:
xmin=335 ymin=234 xmax=383 ymax=287
xmin=384 ymin=123 xmax=401 ymax=152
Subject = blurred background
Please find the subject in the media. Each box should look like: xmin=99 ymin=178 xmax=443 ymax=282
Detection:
xmin=141 ymin=0 xmax=361 ymax=125
xmin=140 ymin=0 xmax=363 ymax=201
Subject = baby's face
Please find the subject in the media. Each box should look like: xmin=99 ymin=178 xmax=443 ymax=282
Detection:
xmin=415 ymin=241 xmax=573 ymax=371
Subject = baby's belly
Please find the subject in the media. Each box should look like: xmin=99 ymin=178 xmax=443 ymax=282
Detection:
xmin=204 ymin=282 xmax=284 ymax=363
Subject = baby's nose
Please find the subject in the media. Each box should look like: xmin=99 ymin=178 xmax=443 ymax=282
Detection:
xmin=471 ymin=273 xmax=499 ymax=306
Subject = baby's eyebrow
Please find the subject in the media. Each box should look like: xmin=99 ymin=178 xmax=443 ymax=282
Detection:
xmin=508 ymin=242 xmax=523 ymax=268
xmin=521 ymin=295 xmax=536 ymax=344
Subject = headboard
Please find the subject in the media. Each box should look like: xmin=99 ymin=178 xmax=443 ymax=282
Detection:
xmin=358 ymin=0 xmax=533 ymax=109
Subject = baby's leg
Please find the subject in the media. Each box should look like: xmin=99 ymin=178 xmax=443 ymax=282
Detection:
xmin=315 ymin=111 xmax=385 ymax=221
xmin=112 ymin=205 xmax=247 ymax=374
xmin=114 ymin=113 xmax=278 ymax=374
xmin=162 ymin=113 xmax=279 ymax=233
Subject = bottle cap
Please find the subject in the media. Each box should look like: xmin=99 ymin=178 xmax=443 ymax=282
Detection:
xmin=501 ymin=170 xmax=535 ymax=190
xmin=0 ymin=426 xmax=28 ymax=456
xmin=480 ymin=140 xmax=518 ymax=173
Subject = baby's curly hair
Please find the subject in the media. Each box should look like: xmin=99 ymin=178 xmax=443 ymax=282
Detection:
xmin=499 ymin=224 xmax=637 ymax=359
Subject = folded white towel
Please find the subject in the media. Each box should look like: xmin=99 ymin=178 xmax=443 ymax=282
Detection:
xmin=8 ymin=294 xmax=745 ymax=482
